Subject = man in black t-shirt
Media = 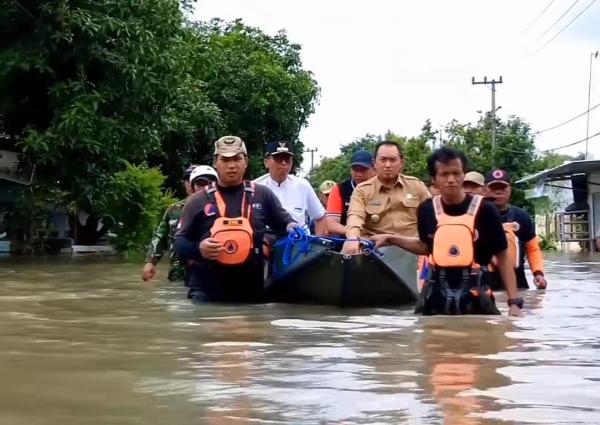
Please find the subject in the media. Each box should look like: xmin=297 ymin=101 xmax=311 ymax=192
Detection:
xmin=372 ymin=147 xmax=523 ymax=316
xmin=175 ymin=136 xmax=296 ymax=302
xmin=484 ymin=169 xmax=547 ymax=290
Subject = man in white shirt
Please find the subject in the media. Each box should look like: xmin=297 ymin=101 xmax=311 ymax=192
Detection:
xmin=254 ymin=141 xmax=327 ymax=235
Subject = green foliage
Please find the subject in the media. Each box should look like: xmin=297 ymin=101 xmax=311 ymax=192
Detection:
xmin=191 ymin=19 xmax=320 ymax=174
xmin=308 ymin=134 xmax=379 ymax=186
xmin=308 ymin=123 xmax=435 ymax=186
xmin=539 ymin=233 xmax=558 ymax=251
xmin=444 ymin=115 xmax=536 ymax=178
xmin=1 ymin=0 xmax=220 ymax=208
xmin=309 ymin=114 xmax=570 ymax=213
xmin=99 ymin=163 xmax=174 ymax=255
xmin=1 ymin=4 xmax=319 ymax=252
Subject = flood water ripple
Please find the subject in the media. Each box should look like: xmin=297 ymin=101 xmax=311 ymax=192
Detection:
xmin=1 ymin=253 xmax=600 ymax=424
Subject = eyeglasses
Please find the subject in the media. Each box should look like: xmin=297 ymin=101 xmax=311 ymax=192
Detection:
xmin=193 ymin=178 xmax=216 ymax=187
xmin=270 ymin=155 xmax=293 ymax=164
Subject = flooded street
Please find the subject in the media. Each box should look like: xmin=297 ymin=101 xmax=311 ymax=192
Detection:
xmin=1 ymin=253 xmax=600 ymax=424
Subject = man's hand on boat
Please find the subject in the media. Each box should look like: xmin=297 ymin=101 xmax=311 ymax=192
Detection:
xmin=286 ymin=222 xmax=299 ymax=233
xmin=341 ymin=240 xmax=361 ymax=255
xmin=533 ymin=274 xmax=548 ymax=290
xmin=369 ymin=234 xmax=429 ymax=256
xmin=199 ymin=238 xmax=225 ymax=260
xmin=371 ymin=234 xmax=391 ymax=248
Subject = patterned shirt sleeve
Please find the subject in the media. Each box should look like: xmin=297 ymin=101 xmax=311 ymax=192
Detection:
xmin=145 ymin=206 xmax=171 ymax=264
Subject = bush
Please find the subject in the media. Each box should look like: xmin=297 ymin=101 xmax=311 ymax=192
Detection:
xmin=539 ymin=233 xmax=558 ymax=251
xmin=99 ymin=163 xmax=174 ymax=255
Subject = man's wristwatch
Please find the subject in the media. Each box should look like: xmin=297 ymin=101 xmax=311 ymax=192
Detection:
xmin=507 ymin=298 xmax=524 ymax=309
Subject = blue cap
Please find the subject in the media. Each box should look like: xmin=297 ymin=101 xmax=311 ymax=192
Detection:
xmin=183 ymin=164 xmax=199 ymax=179
xmin=350 ymin=150 xmax=374 ymax=168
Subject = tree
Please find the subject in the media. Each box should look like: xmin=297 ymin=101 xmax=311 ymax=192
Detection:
xmin=1 ymin=4 xmax=320 ymax=252
xmin=308 ymin=134 xmax=380 ymax=186
xmin=191 ymin=19 xmax=320 ymax=177
xmin=1 ymin=0 xmax=221 ymax=209
xmin=309 ymin=114 xmax=565 ymax=211
xmin=308 ymin=123 xmax=436 ymax=186
xmin=444 ymin=114 xmax=539 ymax=179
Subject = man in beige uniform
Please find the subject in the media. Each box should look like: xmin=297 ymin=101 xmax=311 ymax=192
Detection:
xmin=342 ymin=140 xmax=430 ymax=254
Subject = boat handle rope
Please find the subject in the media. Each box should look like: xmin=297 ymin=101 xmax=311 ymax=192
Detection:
xmin=272 ymin=227 xmax=383 ymax=276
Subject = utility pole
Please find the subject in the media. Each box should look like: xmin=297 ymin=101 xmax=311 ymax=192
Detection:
xmin=304 ymin=147 xmax=318 ymax=170
xmin=472 ymin=76 xmax=503 ymax=165
xmin=586 ymin=51 xmax=599 ymax=160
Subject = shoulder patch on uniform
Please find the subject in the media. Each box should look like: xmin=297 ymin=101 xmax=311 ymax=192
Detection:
xmin=204 ymin=203 xmax=217 ymax=216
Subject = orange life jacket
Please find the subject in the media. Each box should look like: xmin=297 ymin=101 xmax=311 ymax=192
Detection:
xmin=430 ymin=195 xmax=484 ymax=269
xmin=490 ymin=211 xmax=520 ymax=270
xmin=207 ymin=182 xmax=255 ymax=265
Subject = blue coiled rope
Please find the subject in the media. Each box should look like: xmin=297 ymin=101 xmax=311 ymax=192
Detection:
xmin=272 ymin=227 xmax=382 ymax=277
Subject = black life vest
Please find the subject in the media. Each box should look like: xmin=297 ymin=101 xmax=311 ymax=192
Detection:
xmin=338 ymin=179 xmax=355 ymax=225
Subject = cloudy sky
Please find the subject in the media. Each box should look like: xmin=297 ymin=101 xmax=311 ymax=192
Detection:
xmin=193 ymin=0 xmax=600 ymax=169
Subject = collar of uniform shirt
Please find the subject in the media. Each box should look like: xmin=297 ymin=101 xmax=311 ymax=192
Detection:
xmin=375 ymin=174 xmax=405 ymax=193
xmin=266 ymin=175 xmax=290 ymax=187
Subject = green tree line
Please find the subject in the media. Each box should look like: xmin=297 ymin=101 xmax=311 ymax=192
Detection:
xmin=1 ymin=1 xmax=319 ymax=253
xmin=309 ymin=115 xmax=576 ymax=210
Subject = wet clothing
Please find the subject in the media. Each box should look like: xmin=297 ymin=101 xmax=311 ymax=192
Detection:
xmin=346 ymin=174 xmax=430 ymax=238
xmin=489 ymin=205 xmax=540 ymax=290
xmin=415 ymin=194 xmax=506 ymax=315
xmin=145 ymin=199 xmax=186 ymax=281
xmin=175 ymin=182 xmax=293 ymax=302
xmin=326 ymin=179 xmax=355 ymax=226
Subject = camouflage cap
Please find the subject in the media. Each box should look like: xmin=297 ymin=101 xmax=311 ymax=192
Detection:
xmin=214 ymin=136 xmax=247 ymax=158
xmin=319 ymin=180 xmax=336 ymax=194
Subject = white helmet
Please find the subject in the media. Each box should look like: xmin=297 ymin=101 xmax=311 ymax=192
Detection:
xmin=189 ymin=165 xmax=218 ymax=184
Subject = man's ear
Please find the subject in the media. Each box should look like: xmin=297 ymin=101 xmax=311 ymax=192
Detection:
xmin=263 ymin=158 xmax=269 ymax=169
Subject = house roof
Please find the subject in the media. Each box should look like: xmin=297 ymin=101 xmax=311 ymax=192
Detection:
xmin=516 ymin=160 xmax=600 ymax=185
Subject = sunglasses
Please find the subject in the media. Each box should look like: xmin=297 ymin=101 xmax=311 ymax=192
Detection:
xmin=270 ymin=155 xmax=293 ymax=164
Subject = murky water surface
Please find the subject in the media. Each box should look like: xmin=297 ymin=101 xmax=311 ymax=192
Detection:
xmin=1 ymin=253 xmax=600 ymax=424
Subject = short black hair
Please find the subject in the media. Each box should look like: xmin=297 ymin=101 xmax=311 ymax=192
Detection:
xmin=427 ymin=147 xmax=468 ymax=177
xmin=374 ymin=140 xmax=403 ymax=159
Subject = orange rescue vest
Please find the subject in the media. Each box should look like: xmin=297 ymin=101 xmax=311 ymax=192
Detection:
xmin=431 ymin=195 xmax=483 ymax=269
xmin=207 ymin=182 xmax=255 ymax=265
xmin=490 ymin=212 xmax=520 ymax=270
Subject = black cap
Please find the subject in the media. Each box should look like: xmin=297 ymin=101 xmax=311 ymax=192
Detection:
xmin=485 ymin=169 xmax=511 ymax=186
xmin=265 ymin=141 xmax=294 ymax=157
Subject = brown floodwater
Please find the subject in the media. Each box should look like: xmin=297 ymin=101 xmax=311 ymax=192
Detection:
xmin=1 ymin=253 xmax=600 ymax=424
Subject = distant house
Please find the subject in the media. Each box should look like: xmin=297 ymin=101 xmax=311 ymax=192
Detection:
xmin=1 ymin=150 xmax=111 ymax=254
xmin=518 ymin=160 xmax=600 ymax=251
xmin=0 ymin=150 xmax=32 ymax=252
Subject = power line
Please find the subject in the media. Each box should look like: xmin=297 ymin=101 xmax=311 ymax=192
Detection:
xmin=535 ymin=0 xmax=598 ymax=53
xmin=542 ymin=130 xmax=600 ymax=152
xmin=472 ymin=76 xmax=503 ymax=166
xmin=536 ymin=102 xmax=600 ymax=134
xmin=524 ymin=0 xmax=555 ymax=32
xmin=536 ymin=0 xmax=581 ymax=41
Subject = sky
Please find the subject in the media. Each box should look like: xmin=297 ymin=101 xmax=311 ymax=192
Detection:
xmin=192 ymin=0 xmax=600 ymax=171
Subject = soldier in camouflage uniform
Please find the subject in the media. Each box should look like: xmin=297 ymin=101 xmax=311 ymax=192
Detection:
xmin=141 ymin=165 xmax=219 ymax=283
xmin=141 ymin=165 xmax=197 ymax=282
